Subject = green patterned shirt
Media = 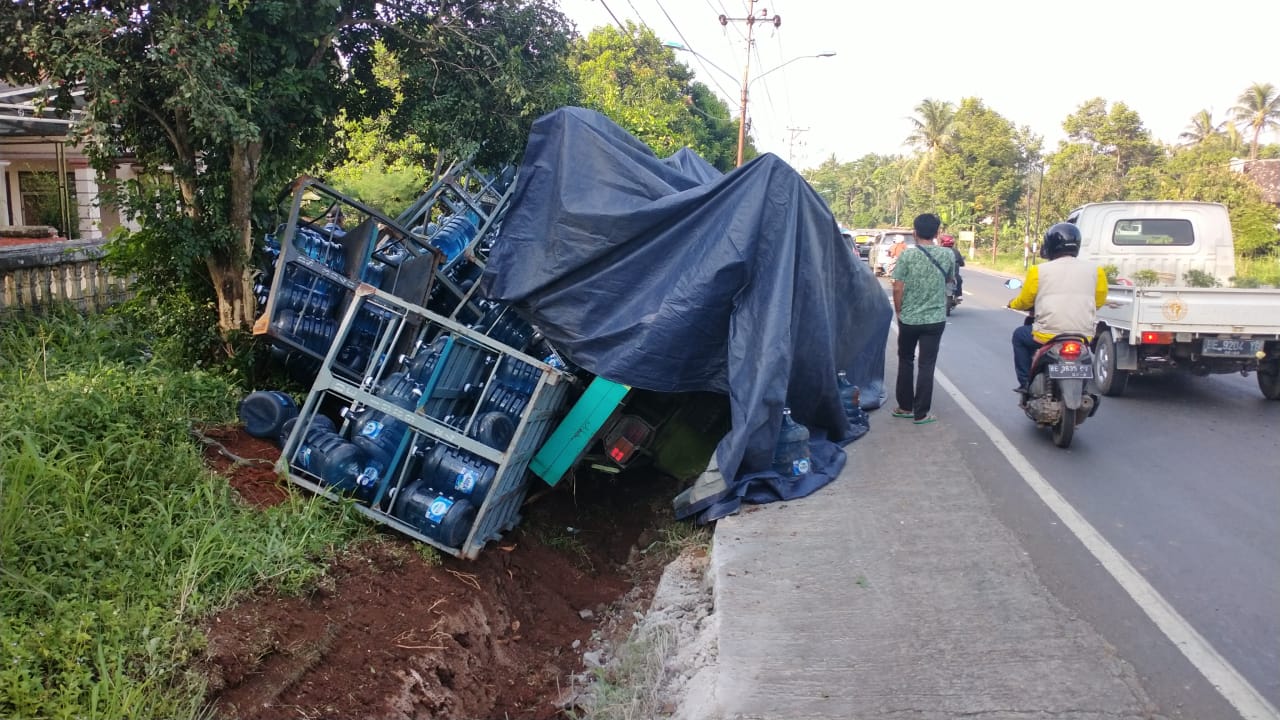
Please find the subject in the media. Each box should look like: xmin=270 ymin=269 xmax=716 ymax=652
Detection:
xmin=892 ymin=244 xmax=956 ymax=325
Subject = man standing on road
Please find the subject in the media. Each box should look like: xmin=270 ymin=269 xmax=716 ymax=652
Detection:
xmin=891 ymin=213 xmax=956 ymax=425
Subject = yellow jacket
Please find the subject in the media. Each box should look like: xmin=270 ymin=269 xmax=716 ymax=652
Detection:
xmin=1009 ymin=258 xmax=1109 ymax=343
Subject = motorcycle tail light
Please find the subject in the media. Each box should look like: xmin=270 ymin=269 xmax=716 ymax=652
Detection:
xmin=1141 ymin=331 xmax=1173 ymax=344
xmin=1059 ymin=341 xmax=1083 ymax=360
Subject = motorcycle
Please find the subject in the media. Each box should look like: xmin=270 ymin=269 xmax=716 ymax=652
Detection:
xmin=1005 ymin=279 xmax=1100 ymax=448
xmin=946 ymin=279 xmax=961 ymax=316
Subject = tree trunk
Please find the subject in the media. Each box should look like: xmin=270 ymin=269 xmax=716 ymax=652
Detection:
xmin=208 ymin=140 xmax=263 ymax=335
xmin=1250 ymin=125 xmax=1261 ymax=161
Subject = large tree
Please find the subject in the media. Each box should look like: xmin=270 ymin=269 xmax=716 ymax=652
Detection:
xmin=1232 ymin=82 xmax=1280 ymax=161
xmin=931 ymin=98 xmax=1024 ymax=245
xmin=570 ymin=23 xmax=745 ymax=169
xmin=1042 ymin=98 xmax=1162 ymax=220
xmin=3 ymin=0 xmax=576 ymax=336
xmin=1180 ymin=109 xmax=1224 ymax=147
xmin=905 ymin=98 xmax=955 ymax=184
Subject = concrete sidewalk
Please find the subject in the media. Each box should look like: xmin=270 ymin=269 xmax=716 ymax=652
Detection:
xmin=677 ymin=351 xmax=1158 ymax=720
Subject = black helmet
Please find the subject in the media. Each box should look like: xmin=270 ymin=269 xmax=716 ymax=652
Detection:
xmin=1041 ymin=222 xmax=1082 ymax=259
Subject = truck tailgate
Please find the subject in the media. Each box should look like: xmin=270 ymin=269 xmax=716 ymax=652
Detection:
xmin=1102 ymin=287 xmax=1280 ymax=337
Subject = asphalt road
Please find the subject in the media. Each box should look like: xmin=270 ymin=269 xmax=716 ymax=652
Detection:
xmin=899 ymin=265 xmax=1280 ymax=717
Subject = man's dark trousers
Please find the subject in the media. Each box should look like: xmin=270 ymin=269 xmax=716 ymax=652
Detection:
xmin=1011 ymin=323 xmax=1043 ymax=388
xmin=896 ymin=321 xmax=946 ymax=421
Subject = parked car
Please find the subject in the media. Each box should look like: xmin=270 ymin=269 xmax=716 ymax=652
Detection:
xmin=871 ymin=229 xmax=915 ymax=276
xmin=849 ymin=229 xmax=880 ymax=261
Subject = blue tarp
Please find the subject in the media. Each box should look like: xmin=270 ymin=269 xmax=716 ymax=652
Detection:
xmin=481 ymin=107 xmax=891 ymax=520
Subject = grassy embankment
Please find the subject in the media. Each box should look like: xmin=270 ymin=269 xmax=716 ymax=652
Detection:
xmin=0 ymin=307 xmax=365 ymax=719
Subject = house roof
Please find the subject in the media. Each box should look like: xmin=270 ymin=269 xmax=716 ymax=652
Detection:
xmin=0 ymin=83 xmax=82 ymax=138
xmin=1241 ymin=159 xmax=1280 ymax=205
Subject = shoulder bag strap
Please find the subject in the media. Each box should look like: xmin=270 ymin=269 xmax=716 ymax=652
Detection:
xmin=915 ymin=245 xmax=953 ymax=281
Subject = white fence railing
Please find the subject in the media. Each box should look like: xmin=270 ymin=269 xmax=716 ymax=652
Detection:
xmin=0 ymin=240 xmax=133 ymax=315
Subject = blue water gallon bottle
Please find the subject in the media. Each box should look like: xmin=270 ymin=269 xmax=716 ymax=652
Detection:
xmin=294 ymin=428 xmax=373 ymax=502
xmin=772 ymin=407 xmax=811 ymax=477
xmin=420 ymin=443 xmax=499 ymax=498
xmin=238 ymin=390 xmax=299 ymax=439
xmin=392 ymin=480 xmax=477 ymax=548
xmin=350 ymin=372 xmax=423 ymax=469
xmin=278 ymin=413 xmax=336 ymax=449
xmin=836 ymin=371 xmax=862 ymax=420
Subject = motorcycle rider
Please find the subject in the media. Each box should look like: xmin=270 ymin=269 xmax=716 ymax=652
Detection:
xmin=939 ymin=235 xmax=964 ymax=298
xmin=1007 ymin=222 xmax=1109 ymax=393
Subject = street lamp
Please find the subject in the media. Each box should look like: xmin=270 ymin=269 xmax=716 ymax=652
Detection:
xmin=736 ymin=51 xmax=835 ymax=167
xmin=665 ymin=41 xmax=835 ymax=167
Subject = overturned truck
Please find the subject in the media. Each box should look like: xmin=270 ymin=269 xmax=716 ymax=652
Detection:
xmin=251 ymin=107 xmax=891 ymax=559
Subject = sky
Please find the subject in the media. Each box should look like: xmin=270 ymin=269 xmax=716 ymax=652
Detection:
xmin=556 ymin=0 xmax=1280 ymax=169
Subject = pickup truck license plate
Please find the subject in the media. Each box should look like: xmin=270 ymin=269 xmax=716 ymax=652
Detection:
xmin=1048 ymin=363 xmax=1093 ymax=379
xmin=1201 ymin=338 xmax=1264 ymax=357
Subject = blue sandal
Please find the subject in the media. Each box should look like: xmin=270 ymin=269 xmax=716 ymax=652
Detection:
xmin=913 ymin=415 xmax=937 ymax=425
xmin=891 ymin=408 xmax=913 ymax=418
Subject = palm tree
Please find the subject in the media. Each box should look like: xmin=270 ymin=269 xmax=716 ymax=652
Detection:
xmin=905 ymin=98 xmax=955 ymax=185
xmin=1179 ymin=109 xmax=1223 ymax=146
xmin=1231 ymin=82 xmax=1280 ymax=160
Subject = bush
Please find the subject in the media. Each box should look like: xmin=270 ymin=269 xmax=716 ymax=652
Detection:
xmin=1133 ymin=269 xmax=1161 ymax=287
xmin=1103 ymin=264 xmax=1120 ymax=285
xmin=1183 ymin=269 xmax=1219 ymax=288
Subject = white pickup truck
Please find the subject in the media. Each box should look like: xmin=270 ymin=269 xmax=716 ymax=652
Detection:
xmin=1066 ymin=201 xmax=1280 ymax=400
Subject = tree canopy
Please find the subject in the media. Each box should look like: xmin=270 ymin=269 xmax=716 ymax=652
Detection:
xmin=568 ymin=23 xmax=747 ymax=170
xmin=805 ymin=87 xmax=1280 ymax=266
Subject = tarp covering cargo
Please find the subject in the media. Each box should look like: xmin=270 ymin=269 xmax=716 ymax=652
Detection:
xmin=481 ymin=107 xmax=891 ymax=519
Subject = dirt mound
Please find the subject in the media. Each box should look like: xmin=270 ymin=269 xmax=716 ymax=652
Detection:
xmin=197 ymin=425 xmax=680 ymax=720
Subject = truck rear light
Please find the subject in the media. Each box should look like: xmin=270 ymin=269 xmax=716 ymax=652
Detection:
xmin=1059 ymin=341 xmax=1083 ymax=360
xmin=604 ymin=415 xmax=653 ymax=467
xmin=1141 ymin=332 xmax=1173 ymax=344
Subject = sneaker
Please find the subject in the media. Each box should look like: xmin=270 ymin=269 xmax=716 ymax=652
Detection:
xmin=1013 ymin=385 xmax=1028 ymax=395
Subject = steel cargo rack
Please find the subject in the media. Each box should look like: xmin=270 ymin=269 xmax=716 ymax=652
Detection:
xmin=278 ymin=283 xmax=573 ymax=559
xmin=254 ymin=176 xmax=446 ymax=383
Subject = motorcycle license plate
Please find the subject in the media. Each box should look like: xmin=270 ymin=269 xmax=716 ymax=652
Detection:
xmin=1201 ymin=338 xmax=1264 ymax=357
xmin=1048 ymin=363 xmax=1093 ymax=379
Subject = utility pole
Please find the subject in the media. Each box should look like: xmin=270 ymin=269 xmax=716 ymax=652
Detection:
xmin=719 ymin=1 xmax=781 ymax=167
xmin=785 ymin=126 xmax=809 ymax=165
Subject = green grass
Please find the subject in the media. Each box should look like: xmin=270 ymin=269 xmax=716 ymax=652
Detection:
xmin=962 ymin=251 xmax=1033 ymax=277
xmin=0 ymin=306 xmax=365 ymax=720
xmin=1233 ymin=253 xmax=1280 ymax=288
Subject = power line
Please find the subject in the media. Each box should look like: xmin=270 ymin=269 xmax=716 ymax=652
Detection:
xmin=752 ymin=42 xmax=778 ymax=136
xmin=623 ymin=0 xmax=653 ymax=30
xmin=654 ymin=0 xmax=737 ymax=102
xmin=596 ymin=0 xmax=628 ymax=32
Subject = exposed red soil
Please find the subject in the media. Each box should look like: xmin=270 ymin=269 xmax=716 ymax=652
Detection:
xmin=196 ymin=424 xmax=678 ymax=720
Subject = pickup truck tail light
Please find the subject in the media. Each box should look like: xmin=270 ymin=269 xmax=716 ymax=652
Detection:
xmin=605 ymin=415 xmax=653 ymax=467
xmin=1141 ymin=331 xmax=1173 ymax=344
xmin=1059 ymin=341 xmax=1083 ymax=360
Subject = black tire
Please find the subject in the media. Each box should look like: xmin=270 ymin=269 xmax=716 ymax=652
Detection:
xmin=1094 ymin=330 xmax=1129 ymax=397
xmin=1259 ymin=361 xmax=1280 ymax=401
xmin=1052 ymin=407 xmax=1076 ymax=448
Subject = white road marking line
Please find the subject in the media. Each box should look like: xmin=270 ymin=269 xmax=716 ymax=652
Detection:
xmin=932 ymin=367 xmax=1280 ymax=720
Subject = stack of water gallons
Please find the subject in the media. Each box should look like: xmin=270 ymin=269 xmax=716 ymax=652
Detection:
xmin=269 ymin=224 xmax=349 ymax=356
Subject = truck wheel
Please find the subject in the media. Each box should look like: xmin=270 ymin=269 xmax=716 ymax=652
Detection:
xmin=1258 ymin=361 xmax=1280 ymax=401
xmin=1094 ymin=331 xmax=1129 ymax=397
xmin=1052 ymin=407 xmax=1076 ymax=448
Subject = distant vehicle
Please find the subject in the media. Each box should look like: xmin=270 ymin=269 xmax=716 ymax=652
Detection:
xmin=871 ymin=229 xmax=914 ymax=276
xmin=849 ymin=228 xmax=879 ymax=261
